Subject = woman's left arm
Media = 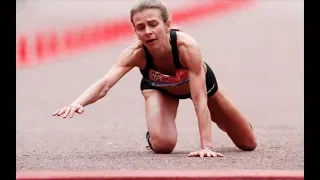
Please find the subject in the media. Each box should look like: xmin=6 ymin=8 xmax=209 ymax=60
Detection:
xmin=179 ymin=39 xmax=213 ymax=150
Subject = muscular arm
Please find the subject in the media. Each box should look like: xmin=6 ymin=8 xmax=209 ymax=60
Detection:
xmin=179 ymin=38 xmax=212 ymax=149
xmin=72 ymin=43 xmax=143 ymax=107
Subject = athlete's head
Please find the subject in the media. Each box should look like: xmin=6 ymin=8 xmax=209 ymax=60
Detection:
xmin=130 ymin=0 xmax=171 ymax=50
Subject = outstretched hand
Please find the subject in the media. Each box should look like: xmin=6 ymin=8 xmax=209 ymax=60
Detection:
xmin=52 ymin=103 xmax=85 ymax=118
xmin=188 ymin=148 xmax=224 ymax=158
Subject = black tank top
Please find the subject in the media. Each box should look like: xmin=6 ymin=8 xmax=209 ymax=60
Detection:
xmin=139 ymin=29 xmax=184 ymax=79
xmin=139 ymin=29 xmax=190 ymax=88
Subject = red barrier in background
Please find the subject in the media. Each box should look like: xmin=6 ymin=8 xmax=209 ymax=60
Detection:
xmin=16 ymin=170 xmax=304 ymax=180
xmin=16 ymin=0 xmax=255 ymax=69
xmin=17 ymin=35 xmax=28 ymax=64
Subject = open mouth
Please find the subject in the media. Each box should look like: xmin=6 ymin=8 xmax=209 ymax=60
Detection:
xmin=146 ymin=39 xmax=156 ymax=43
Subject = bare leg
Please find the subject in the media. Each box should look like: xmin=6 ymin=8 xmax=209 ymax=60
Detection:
xmin=142 ymin=89 xmax=179 ymax=154
xmin=207 ymin=83 xmax=257 ymax=151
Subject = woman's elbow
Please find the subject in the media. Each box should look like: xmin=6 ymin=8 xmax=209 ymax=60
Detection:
xmin=100 ymin=85 xmax=111 ymax=97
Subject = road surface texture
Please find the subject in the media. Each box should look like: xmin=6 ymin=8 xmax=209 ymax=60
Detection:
xmin=16 ymin=0 xmax=304 ymax=171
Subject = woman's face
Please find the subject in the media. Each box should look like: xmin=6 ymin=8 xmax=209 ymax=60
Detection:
xmin=132 ymin=8 xmax=170 ymax=49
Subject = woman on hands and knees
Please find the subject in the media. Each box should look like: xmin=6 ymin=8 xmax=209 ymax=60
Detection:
xmin=53 ymin=0 xmax=257 ymax=157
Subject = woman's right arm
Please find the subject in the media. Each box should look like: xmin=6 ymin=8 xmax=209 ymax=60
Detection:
xmin=53 ymin=42 xmax=143 ymax=118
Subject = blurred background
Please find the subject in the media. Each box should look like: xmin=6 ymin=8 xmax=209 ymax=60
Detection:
xmin=16 ymin=0 xmax=304 ymax=171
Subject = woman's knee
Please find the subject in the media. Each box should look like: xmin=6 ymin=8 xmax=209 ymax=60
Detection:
xmin=215 ymin=122 xmax=257 ymax=151
xmin=236 ymin=137 xmax=257 ymax=151
xmin=150 ymin=131 xmax=177 ymax=154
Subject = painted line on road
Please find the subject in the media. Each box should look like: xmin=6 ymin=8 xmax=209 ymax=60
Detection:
xmin=17 ymin=170 xmax=304 ymax=180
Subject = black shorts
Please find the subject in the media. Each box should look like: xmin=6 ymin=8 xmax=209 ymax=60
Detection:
xmin=140 ymin=62 xmax=218 ymax=100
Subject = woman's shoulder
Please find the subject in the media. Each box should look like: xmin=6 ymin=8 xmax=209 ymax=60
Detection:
xmin=125 ymin=38 xmax=144 ymax=51
xmin=118 ymin=38 xmax=146 ymax=68
xmin=120 ymin=38 xmax=145 ymax=58
xmin=175 ymin=30 xmax=200 ymax=50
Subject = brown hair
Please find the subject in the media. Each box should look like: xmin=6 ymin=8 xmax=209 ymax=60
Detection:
xmin=130 ymin=0 xmax=170 ymax=24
